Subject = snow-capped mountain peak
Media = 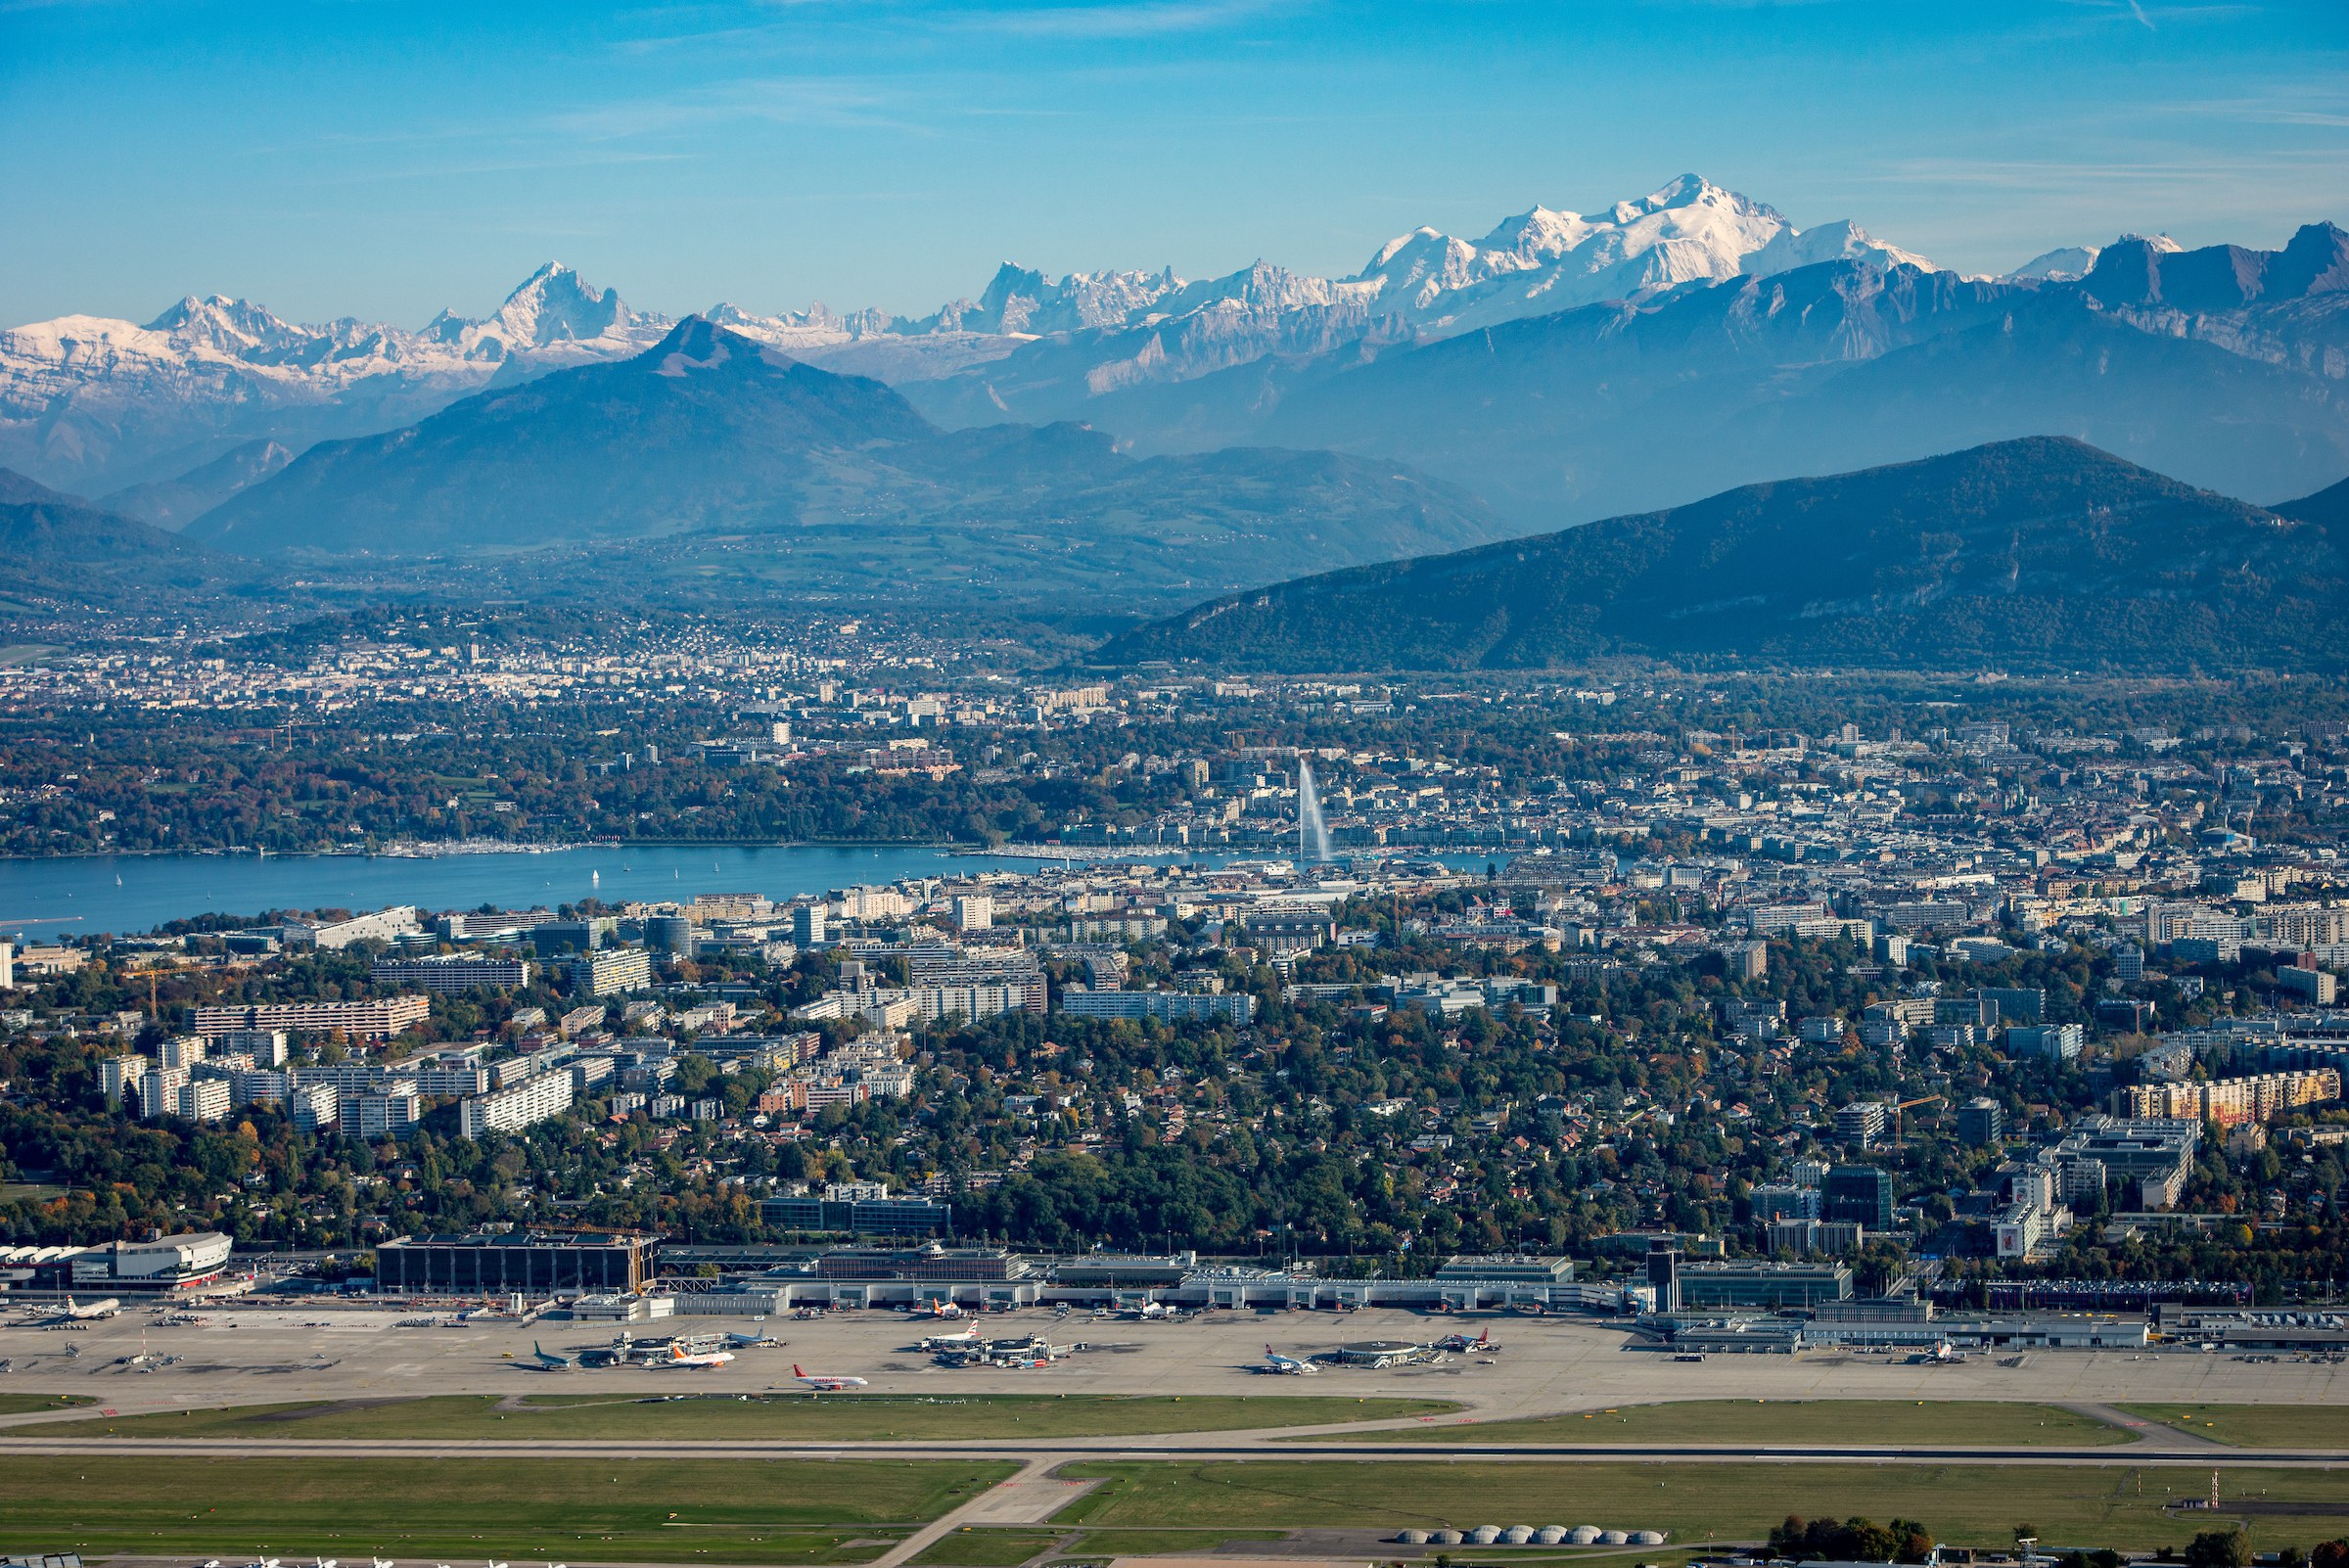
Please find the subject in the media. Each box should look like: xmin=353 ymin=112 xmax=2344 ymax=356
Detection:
xmin=142 ymin=294 xmax=306 ymax=354
xmin=0 ymin=179 xmax=1957 ymax=492
xmin=1344 ymin=173 xmax=1910 ymax=331
xmin=1742 ymin=217 xmax=1935 ymax=279
xmin=1473 ymin=207 xmax=1601 ymax=263
xmin=2004 ymin=232 xmax=2181 ymax=283
xmin=485 ymin=261 xmax=639 ymax=348
xmin=1611 ymin=172 xmax=1780 ymax=226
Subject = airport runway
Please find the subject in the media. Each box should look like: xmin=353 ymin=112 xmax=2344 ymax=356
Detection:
xmin=0 ymin=1434 xmax=2344 ymax=1465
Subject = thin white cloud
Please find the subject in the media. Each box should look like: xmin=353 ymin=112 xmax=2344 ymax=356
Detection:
xmin=550 ymin=76 xmax=906 ymax=139
xmin=954 ymin=0 xmax=1295 ymax=40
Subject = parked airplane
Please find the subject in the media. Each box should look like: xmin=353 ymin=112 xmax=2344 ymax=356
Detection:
xmin=1435 ymin=1327 xmax=1501 ymax=1355
xmin=659 ymin=1344 xmax=735 ymax=1370
xmin=21 ymin=1295 xmax=118 ymax=1323
xmin=724 ymin=1331 xmax=780 ymax=1348
xmin=793 ymin=1363 xmax=868 ymax=1389
xmin=918 ymin=1327 xmax=981 ymax=1351
xmin=1257 ymin=1345 xmax=1318 ymax=1375
xmin=28 ymin=1295 xmax=119 ymax=1323
xmin=529 ymin=1341 xmax=572 ymax=1369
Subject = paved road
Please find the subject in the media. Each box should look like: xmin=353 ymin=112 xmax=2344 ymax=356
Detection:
xmin=2 ymin=1434 xmax=2343 ymax=1465
xmin=869 ymin=1456 xmax=1062 ymax=1568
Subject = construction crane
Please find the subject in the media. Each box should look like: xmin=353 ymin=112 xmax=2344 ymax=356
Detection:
xmin=1888 ymin=1093 xmax=1946 ymax=1152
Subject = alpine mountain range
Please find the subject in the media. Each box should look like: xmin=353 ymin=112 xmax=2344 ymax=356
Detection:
xmin=6 ymin=171 xmax=2349 ymax=669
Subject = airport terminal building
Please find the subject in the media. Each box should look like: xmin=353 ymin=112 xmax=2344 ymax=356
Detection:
xmin=375 ymin=1231 xmax=655 ymax=1296
xmin=68 ymin=1232 xmax=233 ymax=1291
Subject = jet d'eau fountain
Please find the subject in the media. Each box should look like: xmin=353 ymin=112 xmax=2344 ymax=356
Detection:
xmin=1298 ymin=755 xmax=1333 ymax=865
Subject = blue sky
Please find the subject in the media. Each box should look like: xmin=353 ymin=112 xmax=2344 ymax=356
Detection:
xmin=3 ymin=0 xmax=2344 ymax=328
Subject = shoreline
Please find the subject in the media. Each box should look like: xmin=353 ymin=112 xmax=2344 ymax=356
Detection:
xmin=0 ymin=839 xmax=1301 ymax=865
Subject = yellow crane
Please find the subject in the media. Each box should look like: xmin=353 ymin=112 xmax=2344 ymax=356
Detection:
xmin=1889 ymin=1093 xmax=1945 ymax=1152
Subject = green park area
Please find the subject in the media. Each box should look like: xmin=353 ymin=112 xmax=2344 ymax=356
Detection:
xmin=40 ymin=1391 xmax=1453 ymax=1442
xmin=1324 ymin=1399 xmax=2133 ymax=1447
xmin=0 ymin=1454 xmax=1012 ymax=1565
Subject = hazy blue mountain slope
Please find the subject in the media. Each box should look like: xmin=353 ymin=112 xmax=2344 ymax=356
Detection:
xmin=1101 ymin=438 xmax=2349 ymax=672
xmin=0 ymin=466 xmax=259 ymax=609
xmin=188 ymin=320 xmax=1513 ymax=600
xmin=101 ymin=438 xmax=295 ymax=529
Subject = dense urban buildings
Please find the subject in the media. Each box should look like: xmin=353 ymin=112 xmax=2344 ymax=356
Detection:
xmin=5 ymin=628 xmax=2349 ymax=1333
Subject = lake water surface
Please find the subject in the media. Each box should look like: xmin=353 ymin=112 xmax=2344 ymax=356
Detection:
xmin=0 ymin=843 xmax=1185 ymax=938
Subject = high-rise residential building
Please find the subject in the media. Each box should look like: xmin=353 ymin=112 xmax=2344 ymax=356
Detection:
xmin=138 ymin=1066 xmax=191 ymax=1120
xmin=350 ymin=1091 xmax=423 ymax=1137
xmin=219 ymin=1028 xmax=288 ymax=1065
xmin=567 ymin=947 xmax=652 ymax=997
xmin=100 ymin=1053 xmax=145 ymax=1104
xmin=1834 ymin=1101 xmax=1887 ymax=1148
xmin=290 ymin=1082 xmax=340 ymax=1131
xmin=193 ymin=997 xmax=430 ymax=1040
xmin=2280 ymin=965 xmax=2339 ymax=1005
xmin=2121 ymin=1069 xmax=2338 ymax=1128
xmin=459 ymin=1072 xmax=576 ymax=1138
xmin=370 ymin=955 xmax=533 ymax=992
xmin=1058 ymin=988 xmax=1257 ymax=1024
xmin=175 ymin=1079 xmax=231 ymax=1123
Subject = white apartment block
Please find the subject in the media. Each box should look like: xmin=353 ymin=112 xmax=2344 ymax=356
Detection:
xmin=290 ymin=1082 xmax=340 ymax=1130
xmin=194 ymin=996 xmax=430 ymax=1040
xmin=369 ymin=955 xmax=532 ymax=992
xmin=350 ymin=1091 xmax=423 ymax=1137
xmin=459 ymin=1072 xmax=576 ymax=1138
xmin=175 ymin=1079 xmax=231 ymax=1123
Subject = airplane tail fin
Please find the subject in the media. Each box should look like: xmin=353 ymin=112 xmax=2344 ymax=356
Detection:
xmin=794 ymin=1363 xmax=806 ymax=1377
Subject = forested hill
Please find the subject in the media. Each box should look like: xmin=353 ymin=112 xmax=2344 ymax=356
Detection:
xmin=1099 ymin=438 xmax=2349 ymax=673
